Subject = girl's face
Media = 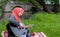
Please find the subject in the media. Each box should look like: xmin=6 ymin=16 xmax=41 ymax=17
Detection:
xmin=18 ymin=12 xmax=24 ymax=16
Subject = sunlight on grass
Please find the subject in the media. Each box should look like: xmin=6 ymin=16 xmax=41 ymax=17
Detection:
xmin=22 ymin=13 xmax=60 ymax=37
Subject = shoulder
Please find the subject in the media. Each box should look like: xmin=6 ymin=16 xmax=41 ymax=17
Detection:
xmin=9 ymin=15 xmax=15 ymax=19
xmin=9 ymin=15 xmax=16 ymax=20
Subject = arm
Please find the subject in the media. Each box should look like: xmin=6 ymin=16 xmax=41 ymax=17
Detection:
xmin=19 ymin=22 xmax=32 ymax=29
xmin=9 ymin=16 xmax=32 ymax=28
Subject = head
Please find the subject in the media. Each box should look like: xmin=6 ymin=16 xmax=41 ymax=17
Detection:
xmin=11 ymin=6 xmax=25 ymax=22
xmin=12 ymin=6 xmax=25 ymax=16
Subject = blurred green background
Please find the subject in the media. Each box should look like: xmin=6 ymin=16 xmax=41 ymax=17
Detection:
xmin=0 ymin=0 xmax=60 ymax=37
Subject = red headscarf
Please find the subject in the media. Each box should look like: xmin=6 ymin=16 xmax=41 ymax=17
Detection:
xmin=11 ymin=7 xmax=24 ymax=22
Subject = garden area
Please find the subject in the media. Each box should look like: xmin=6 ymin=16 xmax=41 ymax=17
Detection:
xmin=0 ymin=0 xmax=60 ymax=37
xmin=0 ymin=12 xmax=60 ymax=37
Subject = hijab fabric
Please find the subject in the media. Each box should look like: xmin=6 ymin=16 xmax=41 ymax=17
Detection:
xmin=11 ymin=7 xmax=24 ymax=22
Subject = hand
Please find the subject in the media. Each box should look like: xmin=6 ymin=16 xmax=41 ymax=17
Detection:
xmin=27 ymin=25 xmax=32 ymax=28
xmin=19 ymin=26 xmax=25 ymax=29
xmin=20 ymin=25 xmax=32 ymax=29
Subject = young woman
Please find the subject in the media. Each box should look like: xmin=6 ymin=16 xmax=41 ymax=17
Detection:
xmin=8 ymin=6 xmax=31 ymax=37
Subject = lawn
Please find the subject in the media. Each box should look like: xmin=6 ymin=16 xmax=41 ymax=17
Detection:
xmin=0 ymin=13 xmax=60 ymax=37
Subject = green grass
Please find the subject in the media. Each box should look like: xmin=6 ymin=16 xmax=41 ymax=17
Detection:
xmin=0 ymin=19 xmax=8 ymax=37
xmin=22 ymin=13 xmax=60 ymax=37
xmin=0 ymin=13 xmax=60 ymax=37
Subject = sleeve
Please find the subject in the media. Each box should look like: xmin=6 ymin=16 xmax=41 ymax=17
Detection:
xmin=9 ymin=16 xmax=19 ymax=27
xmin=19 ymin=22 xmax=24 ymax=26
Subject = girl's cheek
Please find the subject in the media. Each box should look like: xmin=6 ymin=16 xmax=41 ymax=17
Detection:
xmin=18 ymin=12 xmax=24 ymax=16
xmin=20 ymin=14 xmax=23 ymax=16
xmin=18 ymin=13 xmax=21 ymax=16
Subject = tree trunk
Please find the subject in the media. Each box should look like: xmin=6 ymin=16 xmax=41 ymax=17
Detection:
xmin=29 ymin=0 xmax=41 ymax=12
xmin=36 ymin=0 xmax=52 ymax=13
xmin=52 ymin=0 xmax=59 ymax=13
